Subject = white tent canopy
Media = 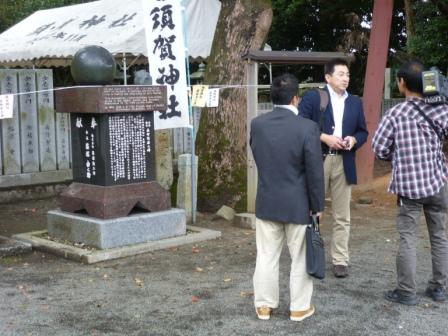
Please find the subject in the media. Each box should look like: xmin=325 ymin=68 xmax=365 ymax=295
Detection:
xmin=0 ymin=0 xmax=221 ymax=67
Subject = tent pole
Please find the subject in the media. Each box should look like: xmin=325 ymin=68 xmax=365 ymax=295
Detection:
xmin=123 ymin=53 xmax=127 ymax=85
xmin=127 ymin=55 xmax=142 ymax=68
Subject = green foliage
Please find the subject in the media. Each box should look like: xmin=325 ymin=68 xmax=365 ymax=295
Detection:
xmin=268 ymin=0 xmax=413 ymax=95
xmin=0 ymin=0 xmax=90 ymax=33
xmin=268 ymin=0 xmax=374 ymax=94
xmin=407 ymin=1 xmax=448 ymax=73
xmin=268 ymin=0 xmax=448 ymax=93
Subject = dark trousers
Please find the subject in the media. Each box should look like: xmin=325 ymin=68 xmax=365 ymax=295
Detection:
xmin=396 ymin=184 xmax=448 ymax=294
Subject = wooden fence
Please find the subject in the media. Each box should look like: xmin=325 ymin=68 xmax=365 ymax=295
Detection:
xmin=0 ymin=69 xmax=72 ymax=188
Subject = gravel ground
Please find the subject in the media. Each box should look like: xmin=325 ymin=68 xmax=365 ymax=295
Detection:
xmin=1 ymin=182 xmax=447 ymax=336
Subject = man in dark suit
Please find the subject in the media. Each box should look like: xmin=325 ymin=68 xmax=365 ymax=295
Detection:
xmin=251 ymin=73 xmax=325 ymax=321
xmin=299 ymin=58 xmax=368 ymax=278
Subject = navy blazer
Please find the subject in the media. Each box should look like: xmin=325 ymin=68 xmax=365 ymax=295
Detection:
xmin=250 ymin=107 xmax=325 ymax=224
xmin=299 ymin=87 xmax=368 ymax=185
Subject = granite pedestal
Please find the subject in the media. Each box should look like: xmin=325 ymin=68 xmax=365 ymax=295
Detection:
xmin=47 ymin=208 xmax=186 ymax=250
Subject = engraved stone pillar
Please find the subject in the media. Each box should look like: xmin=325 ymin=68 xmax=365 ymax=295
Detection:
xmin=54 ymin=86 xmax=170 ymax=219
xmin=0 ymin=70 xmax=21 ymax=175
xmin=155 ymin=130 xmax=173 ymax=190
xmin=176 ymin=154 xmax=198 ymax=221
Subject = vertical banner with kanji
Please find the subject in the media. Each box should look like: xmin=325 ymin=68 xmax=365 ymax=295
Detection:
xmin=142 ymin=0 xmax=190 ymax=130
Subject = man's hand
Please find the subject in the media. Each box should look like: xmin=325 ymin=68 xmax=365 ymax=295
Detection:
xmin=320 ymin=134 xmax=345 ymax=149
xmin=343 ymin=136 xmax=357 ymax=150
xmin=311 ymin=211 xmax=323 ymax=221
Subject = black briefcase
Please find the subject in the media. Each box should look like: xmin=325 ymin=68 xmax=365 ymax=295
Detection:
xmin=306 ymin=215 xmax=325 ymax=279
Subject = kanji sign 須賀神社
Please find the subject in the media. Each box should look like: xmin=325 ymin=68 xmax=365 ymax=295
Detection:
xmin=143 ymin=0 xmax=190 ymax=130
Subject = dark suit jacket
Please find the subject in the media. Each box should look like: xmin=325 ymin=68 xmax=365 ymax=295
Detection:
xmin=299 ymin=87 xmax=368 ymax=184
xmin=250 ymin=107 xmax=325 ymax=224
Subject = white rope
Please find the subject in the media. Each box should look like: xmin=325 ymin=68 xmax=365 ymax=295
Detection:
xmin=1 ymin=84 xmax=266 ymax=97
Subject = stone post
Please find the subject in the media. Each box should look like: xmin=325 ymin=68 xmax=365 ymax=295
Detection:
xmin=155 ymin=130 xmax=174 ymax=190
xmin=176 ymin=153 xmax=198 ymax=221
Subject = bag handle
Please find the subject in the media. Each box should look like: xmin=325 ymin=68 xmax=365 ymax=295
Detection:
xmin=311 ymin=214 xmax=320 ymax=233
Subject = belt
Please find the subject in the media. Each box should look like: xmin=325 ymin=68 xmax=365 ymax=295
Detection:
xmin=324 ymin=149 xmax=343 ymax=156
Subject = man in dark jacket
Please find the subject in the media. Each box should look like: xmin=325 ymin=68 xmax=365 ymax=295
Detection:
xmin=250 ymin=73 xmax=325 ymax=321
xmin=299 ymin=58 xmax=368 ymax=278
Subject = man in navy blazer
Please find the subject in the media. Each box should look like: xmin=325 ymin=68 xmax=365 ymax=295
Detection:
xmin=251 ymin=73 xmax=325 ymax=321
xmin=299 ymin=58 xmax=368 ymax=278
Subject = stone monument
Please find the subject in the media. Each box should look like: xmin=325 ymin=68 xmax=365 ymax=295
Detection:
xmin=47 ymin=46 xmax=186 ymax=249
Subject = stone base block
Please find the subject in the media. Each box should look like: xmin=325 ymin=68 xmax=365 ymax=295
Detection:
xmin=0 ymin=235 xmax=32 ymax=257
xmin=233 ymin=213 xmax=256 ymax=230
xmin=47 ymin=208 xmax=186 ymax=249
xmin=59 ymin=181 xmax=171 ymax=219
xmin=13 ymin=225 xmax=221 ymax=264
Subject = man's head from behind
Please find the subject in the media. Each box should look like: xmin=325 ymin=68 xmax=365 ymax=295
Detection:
xmin=270 ymin=73 xmax=299 ymax=106
xmin=396 ymin=60 xmax=425 ymax=96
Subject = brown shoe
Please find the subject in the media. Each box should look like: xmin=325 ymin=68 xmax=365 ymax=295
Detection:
xmin=255 ymin=306 xmax=272 ymax=320
xmin=290 ymin=305 xmax=315 ymax=322
xmin=333 ymin=264 xmax=348 ymax=278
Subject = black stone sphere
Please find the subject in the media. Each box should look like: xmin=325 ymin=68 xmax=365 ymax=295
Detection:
xmin=71 ymin=45 xmax=116 ymax=85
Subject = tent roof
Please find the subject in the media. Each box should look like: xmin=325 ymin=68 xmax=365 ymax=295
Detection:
xmin=0 ymin=0 xmax=221 ymax=67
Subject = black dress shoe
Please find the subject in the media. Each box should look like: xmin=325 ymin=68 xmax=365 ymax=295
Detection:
xmin=425 ymin=286 xmax=447 ymax=302
xmin=333 ymin=265 xmax=348 ymax=278
xmin=385 ymin=289 xmax=418 ymax=306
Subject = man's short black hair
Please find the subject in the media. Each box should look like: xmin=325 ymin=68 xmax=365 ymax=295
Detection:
xmin=324 ymin=58 xmax=349 ymax=76
xmin=270 ymin=73 xmax=299 ymax=105
xmin=397 ymin=60 xmax=425 ymax=94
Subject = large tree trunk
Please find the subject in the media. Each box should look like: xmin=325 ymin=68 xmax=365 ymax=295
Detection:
xmin=404 ymin=0 xmax=416 ymax=40
xmin=196 ymin=0 xmax=272 ymax=212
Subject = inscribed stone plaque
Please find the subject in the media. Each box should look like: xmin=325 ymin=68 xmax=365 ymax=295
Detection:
xmin=71 ymin=112 xmax=155 ymax=186
xmin=101 ymin=86 xmax=166 ymax=112
xmin=18 ymin=70 xmax=39 ymax=173
xmin=155 ymin=130 xmax=173 ymax=190
xmin=183 ymin=128 xmax=193 ymax=154
xmin=36 ymin=69 xmax=57 ymax=171
xmin=0 ymin=70 xmax=21 ymax=175
xmin=56 ymin=112 xmax=71 ymax=170
xmin=172 ymin=128 xmax=184 ymax=157
xmin=55 ymin=86 xmax=167 ymax=114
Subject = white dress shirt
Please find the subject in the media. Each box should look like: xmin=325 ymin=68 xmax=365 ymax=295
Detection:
xmin=327 ymin=84 xmax=348 ymax=138
xmin=274 ymin=104 xmax=299 ymax=116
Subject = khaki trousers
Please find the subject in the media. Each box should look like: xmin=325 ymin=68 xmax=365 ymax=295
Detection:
xmin=324 ymin=155 xmax=351 ymax=266
xmin=253 ymin=218 xmax=313 ymax=311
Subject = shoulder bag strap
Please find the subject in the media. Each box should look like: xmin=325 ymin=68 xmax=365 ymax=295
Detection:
xmin=409 ymin=101 xmax=443 ymax=141
xmin=317 ymin=89 xmax=329 ymax=131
